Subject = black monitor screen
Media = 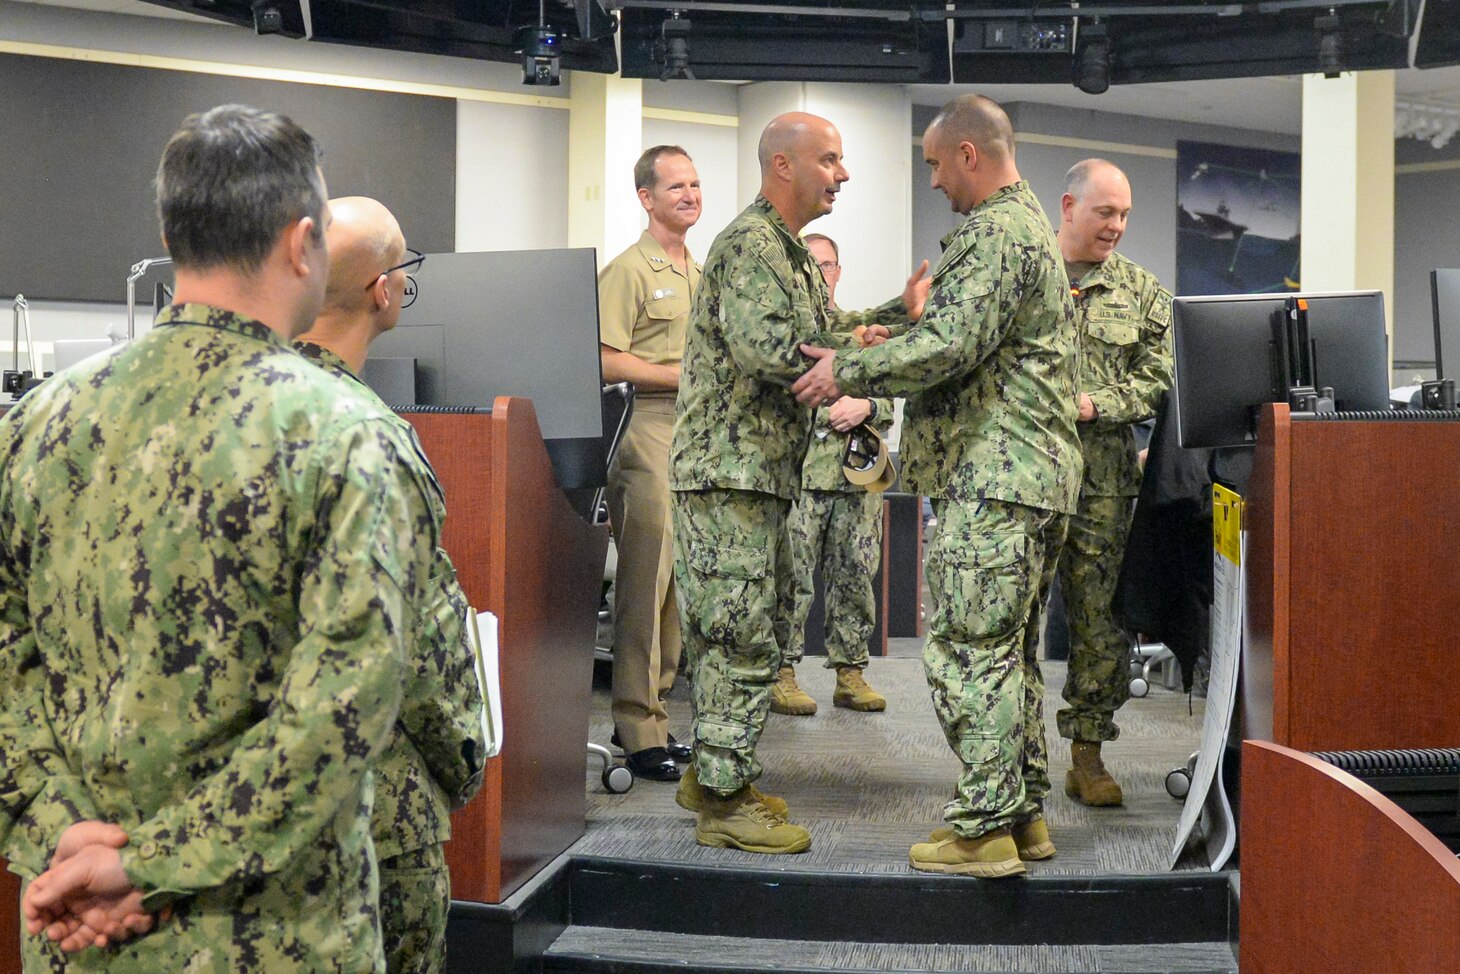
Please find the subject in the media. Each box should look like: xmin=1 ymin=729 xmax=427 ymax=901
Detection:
xmin=369 ymin=248 xmax=606 ymax=491
xmin=1432 ymin=269 xmax=1460 ymax=382
xmin=1173 ymin=290 xmax=1390 ymax=449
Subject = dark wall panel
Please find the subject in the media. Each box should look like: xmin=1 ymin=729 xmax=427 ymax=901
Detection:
xmin=0 ymin=53 xmax=455 ymax=303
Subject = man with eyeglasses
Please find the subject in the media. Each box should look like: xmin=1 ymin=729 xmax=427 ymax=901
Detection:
xmin=596 ymin=145 xmax=702 ymax=783
xmin=772 ymin=232 xmax=893 ymax=717
xmin=294 ymin=196 xmax=485 ymax=974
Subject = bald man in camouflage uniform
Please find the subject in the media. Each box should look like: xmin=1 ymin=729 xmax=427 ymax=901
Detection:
xmin=1054 ymin=160 xmax=1173 ymax=807
xmin=670 ymin=112 xmax=926 ymax=855
xmin=297 ymin=195 xmax=486 ymax=974
xmin=775 ymin=234 xmax=893 ymax=716
xmin=794 ymin=94 xmax=1080 ymax=878
xmin=1 ymin=105 xmax=433 ymax=970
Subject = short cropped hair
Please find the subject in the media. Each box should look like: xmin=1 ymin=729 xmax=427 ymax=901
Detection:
xmin=634 ymin=145 xmax=693 ymax=192
xmin=156 ymin=104 xmax=326 ymax=274
xmin=803 ymin=233 xmax=838 ymax=258
xmin=1064 ymin=159 xmax=1123 ymax=200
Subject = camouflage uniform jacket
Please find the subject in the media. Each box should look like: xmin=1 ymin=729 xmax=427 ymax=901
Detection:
xmin=800 ymin=399 xmax=895 ymax=492
xmin=833 ymin=181 xmax=1082 ymax=513
xmin=670 ymin=195 xmax=910 ymax=500
xmin=295 ymin=341 xmax=485 ymax=859
xmin=0 ymin=303 xmax=435 ymax=971
xmin=1070 ymin=252 xmax=1172 ymax=497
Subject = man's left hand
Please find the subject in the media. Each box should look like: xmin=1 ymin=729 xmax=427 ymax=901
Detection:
xmin=1078 ymin=393 xmax=1098 ymax=422
xmin=902 ymin=260 xmax=931 ymax=321
xmin=793 ymin=345 xmax=842 ymax=406
xmin=827 ymin=397 xmax=872 ymax=432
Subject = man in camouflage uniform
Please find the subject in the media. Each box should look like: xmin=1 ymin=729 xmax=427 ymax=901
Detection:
xmin=597 ymin=145 xmax=702 ymax=783
xmin=296 ymin=195 xmax=487 ymax=974
xmin=669 ymin=112 xmax=928 ymax=854
xmin=774 ymin=233 xmax=893 ymax=717
xmin=1 ymin=105 xmax=436 ymax=970
xmin=794 ymin=94 xmax=1081 ymax=878
xmin=1053 ymin=160 xmax=1173 ymax=807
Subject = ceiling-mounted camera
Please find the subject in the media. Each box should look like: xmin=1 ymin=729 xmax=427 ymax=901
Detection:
xmin=517 ymin=25 xmax=562 ymax=85
xmin=251 ymin=0 xmax=284 ymax=34
xmin=656 ymin=11 xmax=693 ymax=80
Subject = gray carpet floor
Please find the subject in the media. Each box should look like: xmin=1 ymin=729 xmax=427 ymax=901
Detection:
xmin=578 ymin=657 xmax=1210 ymax=876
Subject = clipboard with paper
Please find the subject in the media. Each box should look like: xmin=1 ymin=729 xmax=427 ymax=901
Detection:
xmin=468 ymin=609 xmax=504 ymax=758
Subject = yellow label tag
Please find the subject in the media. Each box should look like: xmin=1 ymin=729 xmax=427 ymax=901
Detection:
xmin=1212 ymin=484 xmax=1243 ymax=566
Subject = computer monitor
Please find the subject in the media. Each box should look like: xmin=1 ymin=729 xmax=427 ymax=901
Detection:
xmin=52 ymin=338 xmax=115 ymax=375
xmin=1431 ymin=269 xmax=1460 ymax=382
xmin=369 ymin=248 xmax=606 ymax=492
xmin=1172 ymin=290 xmax=1390 ymax=449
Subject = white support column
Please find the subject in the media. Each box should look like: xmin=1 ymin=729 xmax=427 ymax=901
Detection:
xmin=567 ymin=72 xmax=644 ymax=266
xmin=1300 ymin=70 xmax=1396 ymax=358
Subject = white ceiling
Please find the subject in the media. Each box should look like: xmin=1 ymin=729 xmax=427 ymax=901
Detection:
xmin=14 ymin=0 xmax=1460 ymax=136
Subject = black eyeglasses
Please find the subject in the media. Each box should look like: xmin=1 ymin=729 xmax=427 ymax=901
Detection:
xmin=818 ymin=260 xmax=840 ymax=272
xmin=370 ymin=248 xmax=424 ymax=308
xmin=383 ymin=247 xmax=425 ymax=278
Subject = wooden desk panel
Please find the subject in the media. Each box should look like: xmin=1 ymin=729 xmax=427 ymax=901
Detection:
xmin=1242 ymin=741 xmax=1460 ymax=973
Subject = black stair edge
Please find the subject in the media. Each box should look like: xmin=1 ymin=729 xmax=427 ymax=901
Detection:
xmin=542 ymin=952 xmax=1237 ymax=974
xmin=446 ymin=855 xmax=572 ymax=974
xmin=566 ymin=856 xmax=1236 ymax=947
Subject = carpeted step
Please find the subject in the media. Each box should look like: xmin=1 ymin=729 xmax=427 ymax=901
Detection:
xmin=541 ymin=926 xmax=1237 ymax=973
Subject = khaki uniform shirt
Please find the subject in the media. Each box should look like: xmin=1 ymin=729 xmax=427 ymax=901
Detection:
xmin=834 ymin=181 xmax=1083 ymax=514
xmin=294 ymin=342 xmax=486 ymax=860
xmin=671 ymin=195 xmax=909 ymax=499
xmin=599 ymin=231 xmax=699 ymax=399
xmin=1070 ymin=252 xmax=1173 ymax=497
xmin=0 ymin=304 xmax=433 ymax=972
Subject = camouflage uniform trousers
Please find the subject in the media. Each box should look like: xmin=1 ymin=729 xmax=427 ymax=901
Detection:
xmin=1055 ymin=492 xmax=1136 ymax=744
xmin=923 ymin=497 xmax=1069 ymax=839
xmin=379 ymin=844 xmax=450 ymax=974
xmin=784 ymin=488 xmax=883 ymax=669
xmin=671 ymin=487 xmax=794 ymax=795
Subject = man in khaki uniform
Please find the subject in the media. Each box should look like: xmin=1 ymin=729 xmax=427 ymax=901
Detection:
xmin=598 ymin=145 xmax=702 ymax=782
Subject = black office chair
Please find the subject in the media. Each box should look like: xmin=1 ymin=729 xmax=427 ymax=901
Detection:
xmin=588 ymin=382 xmax=635 ymax=793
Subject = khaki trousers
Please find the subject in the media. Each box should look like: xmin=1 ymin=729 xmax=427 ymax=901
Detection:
xmin=607 ymin=397 xmax=683 ymax=752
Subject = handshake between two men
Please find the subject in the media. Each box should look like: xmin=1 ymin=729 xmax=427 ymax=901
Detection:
xmin=793 ymin=258 xmax=929 ymax=412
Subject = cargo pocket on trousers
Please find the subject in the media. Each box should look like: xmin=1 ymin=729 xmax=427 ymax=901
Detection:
xmin=686 ymin=541 xmax=772 ymax=649
xmin=940 ymin=531 xmax=1029 ymax=643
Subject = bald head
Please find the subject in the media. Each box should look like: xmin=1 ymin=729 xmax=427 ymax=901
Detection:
xmin=322 ymin=196 xmax=404 ymax=314
xmin=925 ymin=94 xmax=1015 ymax=163
xmin=757 ymin=112 xmax=835 ymax=174
xmin=1065 ymin=158 xmax=1129 ymax=201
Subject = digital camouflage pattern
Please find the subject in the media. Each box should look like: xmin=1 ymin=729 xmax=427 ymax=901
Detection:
xmin=295 ymin=343 xmax=482 ymax=974
xmin=377 ymin=845 xmax=450 ymax=974
xmin=670 ymin=195 xmax=908 ymax=500
xmin=670 ymin=489 xmax=793 ymax=795
xmin=0 ymin=303 xmax=437 ymax=973
xmin=784 ymin=488 xmax=882 ymax=669
xmin=1069 ymin=251 xmax=1172 ymax=498
xmin=1055 ymin=253 xmax=1171 ymax=744
xmin=1056 ymin=495 xmax=1135 ymax=743
xmin=832 ymin=181 xmax=1081 ymax=514
xmin=295 ymin=341 xmax=486 ymax=859
xmin=923 ymin=498 xmax=1067 ymax=839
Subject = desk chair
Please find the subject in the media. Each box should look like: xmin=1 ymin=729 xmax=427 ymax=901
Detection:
xmin=588 ymin=382 xmax=636 ymax=794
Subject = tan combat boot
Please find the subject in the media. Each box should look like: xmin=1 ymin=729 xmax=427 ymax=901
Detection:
xmin=1066 ymin=740 xmax=1124 ymax=806
xmin=675 ymin=763 xmax=788 ymax=819
xmin=769 ymin=665 xmax=816 ymax=716
xmin=832 ymin=665 xmax=887 ymax=712
xmin=909 ymin=828 xmax=1025 ymax=878
xmin=695 ymin=787 xmax=811 ymax=854
xmin=930 ymin=817 xmax=1055 ymax=861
